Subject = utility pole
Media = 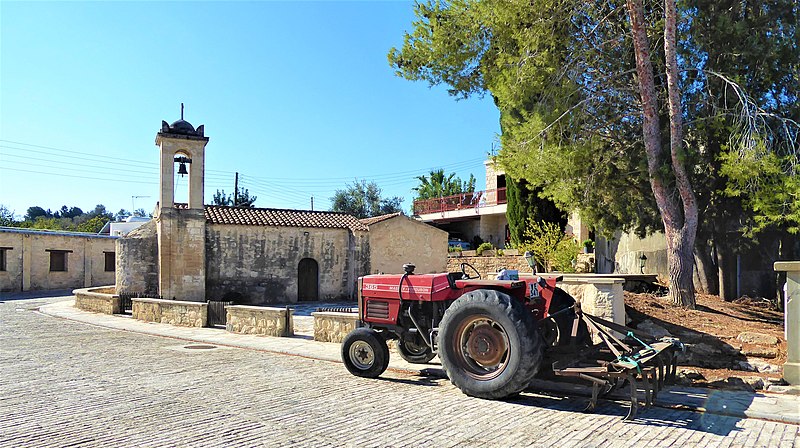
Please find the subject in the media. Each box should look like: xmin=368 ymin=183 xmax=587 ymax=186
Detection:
xmin=234 ymin=172 xmax=239 ymax=206
xmin=311 ymin=196 xmax=314 ymax=211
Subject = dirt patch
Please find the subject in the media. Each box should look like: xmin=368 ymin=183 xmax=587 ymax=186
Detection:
xmin=624 ymin=292 xmax=787 ymax=390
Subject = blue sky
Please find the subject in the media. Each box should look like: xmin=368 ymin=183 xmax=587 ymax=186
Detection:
xmin=0 ymin=1 xmax=500 ymax=219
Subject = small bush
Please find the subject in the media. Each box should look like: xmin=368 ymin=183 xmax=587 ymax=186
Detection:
xmin=518 ymin=220 xmax=580 ymax=272
xmin=476 ymin=242 xmax=495 ymax=256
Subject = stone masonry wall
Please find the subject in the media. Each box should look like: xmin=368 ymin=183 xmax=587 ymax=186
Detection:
xmin=226 ymin=305 xmax=293 ymax=337
xmin=312 ymin=312 xmax=361 ymax=343
xmin=0 ymin=229 xmax=117 ymax=292
xmin=116 ymin=220 xmax=159 ymax=295
xmin=446 ymin=255 xmax=532 ymax=277
xmin=206 ymin=224 xmax=357 ymax=304
xmin=369 ymin=216 xmax=448 ymax=275
xmin=157 ymin=208 xmax=206 ymax=302
xmin=74 ymin=287 xmax=120 ymax=314
xmin=132 ymin=298 xmax=207 ymax=327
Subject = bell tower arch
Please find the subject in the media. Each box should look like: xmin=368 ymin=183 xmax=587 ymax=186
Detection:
xmin=155 ymin=108 xmax=209 ymax=301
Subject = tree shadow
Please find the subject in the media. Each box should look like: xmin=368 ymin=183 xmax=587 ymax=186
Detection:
xmin=625 ymin=304 xmax=751 ymax=370
xmin=695 ymin=304 xmax=783 ymax=326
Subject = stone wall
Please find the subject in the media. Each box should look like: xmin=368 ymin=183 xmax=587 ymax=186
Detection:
xmin=312 ymin=312 xmax=361 ymax=343
xmin=116 ymin=220 xmax=158 ymax=295
xmin=205 ymin=224 xmax=368 ymax=304
xmin=446 ymin=255 xmax=532 ymax=277
xmin=74 ymin=286 xmax=120 ymax=314
xmin=368 ymin=216 xmax=447 ymax=275
xmin=132 ymin=298 xmax=207 ymax=327
xmin=157 ymin=207 xmax=206 ymax=301
xmin=226 ymin=305 xmax=293 ymax=337
xmin=0 ymin=228 xmax=117 ymax=292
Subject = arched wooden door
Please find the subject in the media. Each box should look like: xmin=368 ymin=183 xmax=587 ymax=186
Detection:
xmin=298 ymin=258 xmax=319 ymax=301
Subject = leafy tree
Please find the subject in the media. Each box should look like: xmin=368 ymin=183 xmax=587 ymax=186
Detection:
xmin=133 ymin=208 xmax=149 ymax=218
xmin=389 ymin=0 xmax=798 ymax=307
xmin=25 ymin=206 xmax=51 ymax=221
xmin=518 ymin=220 xmax=579 ymax=273
xmin=86 ymin=204 xmax=113 ymax=220
xmin=76 ymin=216 xmax=110 ymax=233
xmin=213 ymin=188 xmax=257 ymax=207
xmin=115 ymin=209 xmax=131 ymax=221
xmin=413 ymin=169 xmax=476 ymax=200
xmin=330 ymin=180 xmax=404 ymax=219
xmin=0 ymin=205 xmax=16 ymax=226
xmin=506 ymin=178 xmax=565 ymax=247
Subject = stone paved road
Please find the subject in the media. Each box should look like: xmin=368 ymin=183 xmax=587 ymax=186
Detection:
xmin=1 ymin=297 xmax=798 ymax=448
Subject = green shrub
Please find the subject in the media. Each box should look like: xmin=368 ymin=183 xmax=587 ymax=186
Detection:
xmin=476 ymin=242 xmax=495 ymax=256
xmin=518 ymin=220 xmax=579 ymax=272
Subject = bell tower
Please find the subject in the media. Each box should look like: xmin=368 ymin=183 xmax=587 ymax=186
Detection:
xmin=155 ymin=107 xmax=209 ymax=301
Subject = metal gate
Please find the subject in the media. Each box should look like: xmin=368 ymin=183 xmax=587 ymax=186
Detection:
xmin=117 ymin=292 xmax=161 ymax=315
xmin=207 ymin=301 xmax=232 ymax=327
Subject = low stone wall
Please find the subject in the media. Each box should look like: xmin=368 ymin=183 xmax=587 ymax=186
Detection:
xmin=446 ymin=256 xmax=532 ymax=277
xmin=226 ymin=305 xmax=293 ymax=337
xmin=312 ymin=312 xmax=361 ymax=343
xmin=132 ymin=298 xmax=207 ymax=327
xmin=73 ymin=286 xmax=120 ymax=315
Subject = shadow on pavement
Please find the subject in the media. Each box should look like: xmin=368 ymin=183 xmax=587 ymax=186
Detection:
xmin=0 ymin=289 xmax=73 ymax=302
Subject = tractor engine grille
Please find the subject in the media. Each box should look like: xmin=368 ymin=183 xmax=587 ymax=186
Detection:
xmin=365 ymin=300 xmax=390 ymax=320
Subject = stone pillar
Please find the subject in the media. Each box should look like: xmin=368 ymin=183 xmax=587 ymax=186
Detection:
xmin=22 ymin=234 xmax=31 ymax=291
xmin=775 ymin=261 xmax=800 ymax=385
xmin=557 ymin=276 xmax=625 ymax=342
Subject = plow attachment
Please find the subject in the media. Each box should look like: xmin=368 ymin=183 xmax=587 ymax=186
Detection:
xmin=549 ymin=303 xmax=683 ymax=420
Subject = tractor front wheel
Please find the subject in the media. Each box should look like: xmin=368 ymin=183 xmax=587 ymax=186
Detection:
xmin=396 ymin=335 xmax=436 ymax=364
xmin=438 ymin=289 xmax=543 ymax=399
xmin=341 ymin=328 xmax=390 ymax=378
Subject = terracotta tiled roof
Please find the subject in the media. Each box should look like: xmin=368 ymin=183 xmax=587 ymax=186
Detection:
xmin=204 ymin=205 xmax=368 ymax=232
xmin=360 ymin=212 xmax=403 ymax=226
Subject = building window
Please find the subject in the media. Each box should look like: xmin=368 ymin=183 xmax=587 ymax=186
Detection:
xmin=0 ymin=247 xmax=10 ymax=271
xmin=104 ymin=252 xmax=115 ymax=272
xmin=47 ymin=250 xmax=71 ymax=272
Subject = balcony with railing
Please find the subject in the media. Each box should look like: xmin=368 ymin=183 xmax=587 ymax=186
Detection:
xmin=413 ymin=188 xmax=507 ymax=216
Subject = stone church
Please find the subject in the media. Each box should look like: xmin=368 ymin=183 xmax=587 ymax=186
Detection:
xmin=115 ymin=117 xmax=447 ymax=305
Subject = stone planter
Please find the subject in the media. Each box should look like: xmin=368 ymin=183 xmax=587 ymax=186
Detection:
xmin=312 ymin=311 xmax=361 ymax=343
xmin=132 ymin=297 xmax=207 ymax=327
xmin=226 ymin=305 xmax=293 ymax=337
xmin=73 ymin=286 xmax=120 ymax=315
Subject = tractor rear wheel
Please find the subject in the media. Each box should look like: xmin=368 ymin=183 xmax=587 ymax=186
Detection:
xmin=438 ymin=289 xmax=543 ymax=399
xmin=341 ymin=328 xmax=390 ymax=378
xmin=396 ymin=335 xmax=436 ymax=364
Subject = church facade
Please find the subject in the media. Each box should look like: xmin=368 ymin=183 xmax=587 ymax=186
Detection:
xmin=115 ymin=117 xmax=446 ymax=305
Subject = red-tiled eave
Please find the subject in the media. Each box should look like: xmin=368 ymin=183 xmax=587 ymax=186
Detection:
xmin=204 ymin=205 xmax=368 ymax=232
xmin=359 ymin=212 xmax=403 ymax=226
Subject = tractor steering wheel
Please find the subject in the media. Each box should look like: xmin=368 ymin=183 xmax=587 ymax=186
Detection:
xmin=460 ymin=262 xmax=481 ymax=280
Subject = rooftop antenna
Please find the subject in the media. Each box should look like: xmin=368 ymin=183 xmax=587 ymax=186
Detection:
xmin=131 ymin=195 xmax=151 ymax=213
xmin=180 ymin=102 xmax=184 ymax=120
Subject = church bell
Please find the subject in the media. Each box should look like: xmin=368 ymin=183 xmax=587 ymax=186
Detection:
xmin=174 ymin=156 xmax=192 ymax=177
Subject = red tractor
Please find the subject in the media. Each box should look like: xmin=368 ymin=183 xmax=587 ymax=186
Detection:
xmin=341 ymin=263 xmax=682 ymax=419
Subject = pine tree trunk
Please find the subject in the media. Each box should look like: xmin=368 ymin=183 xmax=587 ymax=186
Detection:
xmin=626 ymin=0 xmax=697 ymax=308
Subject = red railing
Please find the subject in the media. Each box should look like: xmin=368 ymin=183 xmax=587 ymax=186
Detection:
xmin=413 ymin=188 xmax=507 ymax=215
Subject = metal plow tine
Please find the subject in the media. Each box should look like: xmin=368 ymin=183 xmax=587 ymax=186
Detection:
xmin=584 ymin=382 xmax=601 ymax=413
xmin=624 ymin=373 xmax=639 ymax=421
xmin=655 ymin=353 xmax=666 ymax=390
xmin=642 ymin=368 xmax=654 ymax=408
xmin=666 ymin=350 xmax=678 ymax=384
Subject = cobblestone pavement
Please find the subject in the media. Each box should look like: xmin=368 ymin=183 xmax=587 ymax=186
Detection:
xmin=1 ymin=297 xmax=798 ymax=448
